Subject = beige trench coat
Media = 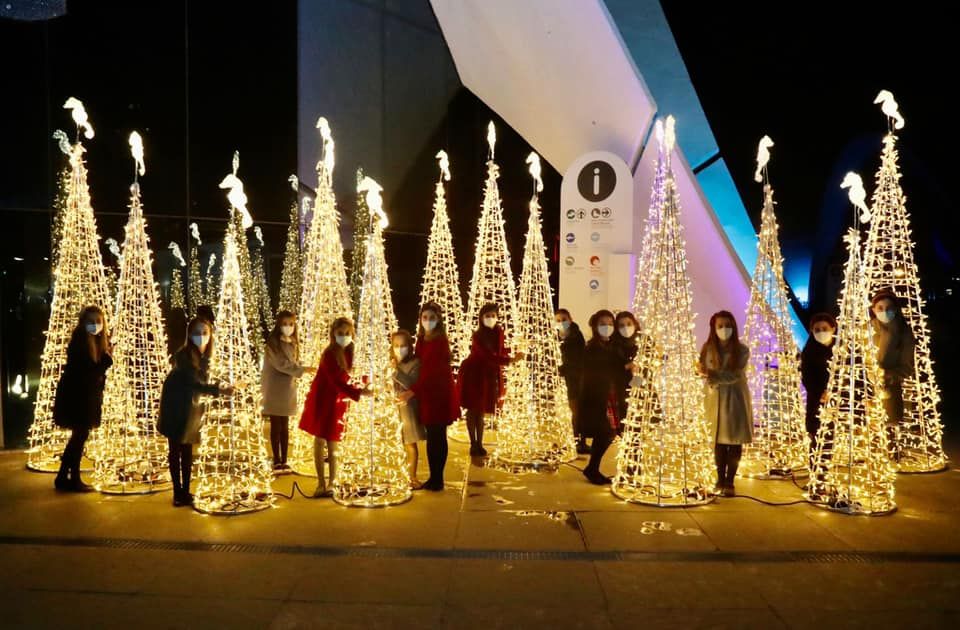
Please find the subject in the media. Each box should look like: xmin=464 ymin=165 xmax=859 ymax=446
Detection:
xmin=261 ymin=338 xmax=306 ymax=417
xmin=699 ymin=341 xmax=754 ymax=445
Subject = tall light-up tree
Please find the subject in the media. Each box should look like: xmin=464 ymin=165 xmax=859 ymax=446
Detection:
xmin=419 ymin=151 xmax=466 ymax=368
xmin=167 ymin=242 xmax=187 ymax=312
xmin=103 ymin=238 xmax=121 ymax=310
xmin=94 ymin=132 xmax=171 ymax=493
xmin=277 ymin=175 xmax=303 ymax=315
xmin=251 ymin=226 xmax=273 ymax=333
xmin=861 ymin=91 xmax=945 ymax=473
xmin=193 ymin=179 xmax=274 ymax=514
xmin=334 ymin=177 xmax=409 ymax=506
xmin=28 ymin=99 xmax=112 ymax=472
xmin=291 ymin=117 xmax=353 ymax=475
xmin=187 ymin=222 xmax=203 ymax=316
xmin=204 ymin=252 xmax=218 ymax=309
xmin=493 ymin=153 xmax=575 ymax=470
xmin=612 ymin=117 xmax=714 ymax=506
xmin=739 ymin=137 xmax=807 ymax=478
xmin=348 ymin=167 xmax=370 ymax=316
xmin=806 ymin=173 xmax=897 ymax=515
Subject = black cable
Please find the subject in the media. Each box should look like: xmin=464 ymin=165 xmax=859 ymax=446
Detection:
xmin=272 ymin=480 xmax=321 ymax=501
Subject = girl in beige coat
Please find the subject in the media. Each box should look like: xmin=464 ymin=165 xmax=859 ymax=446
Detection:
xmin=698 ymin=310 xmax=753 ymax=496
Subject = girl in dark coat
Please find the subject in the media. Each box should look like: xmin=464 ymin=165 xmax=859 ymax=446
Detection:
xmin=800 ymin=312 xmax=836 ymax=470
xmin=53 ymin=306 xmax=113 ymax=492
xmin=612 ymin=311 xmax=640 ymax=435
xmin=397 ymin=303 xmax=460 ymax=490
xmin=158 ymin=316 xmax=232 ymax=506
xmin=555 ymin=308 xmax=587 ymax=453
xmin=870 ymin=289 xmax=915 ymax=461
xmin=458 ymin=303 xmax=518 ymax=456
xmin=578 ymin=310 xmax=621 ymax=484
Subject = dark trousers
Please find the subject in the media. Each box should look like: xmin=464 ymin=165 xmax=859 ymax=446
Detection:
xmin=58 ymin=426 xmax=90 ymax=478
xmin=425 ymin=424 xmax=448 ymax=484
xmin=167 ymin=438 xmax=194 ymax=495
xmin=269 ymin=415 xmax=289 ymax=464
xmin=714 ymin=444 xmax=743 ymax=486
xmin=586 ymin=431 xmax=613 ymax=475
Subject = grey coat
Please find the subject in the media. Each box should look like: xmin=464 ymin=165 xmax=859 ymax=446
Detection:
xmin=394 ymin=358 xmax=427 ymax=444
xmin=700 ymin=341 xmax=753 ymax=445
xmin=261 ymin=338 xmax=306 ymax=417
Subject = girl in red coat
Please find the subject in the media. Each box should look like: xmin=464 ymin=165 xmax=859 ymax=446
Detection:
xmin=299 ymin=317 xmax=368 ymax=497
xmin=397 ymin=302 xmax=460 ymax=491
xmin=458 ymin=303 xmax=520 ymax=456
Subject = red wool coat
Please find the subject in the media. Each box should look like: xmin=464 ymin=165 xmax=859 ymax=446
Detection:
xmin=299 ymin=346 xmax=361 ymax=441
xmin=410 ymin=334 xmax=460 ymax=426
xmin=458 ymin=326 xmax=510 ymax=414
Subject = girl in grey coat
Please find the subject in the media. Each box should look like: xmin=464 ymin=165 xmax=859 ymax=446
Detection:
xmin=391 ymin=330 xmax=427 ymax=489
xmin=698 ymin=310 xmax=753 ymax=497
xmin=869 ymin=289 xmax=915 ymax=461
xmin=261 ymin=311 xmax=316 ymax=472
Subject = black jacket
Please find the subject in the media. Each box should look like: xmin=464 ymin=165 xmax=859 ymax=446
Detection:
xmin=611 ymin=333 xmax=638 ymax=421
xmin=800 ymin=338 xmax=833 ymax=428
xmin=578 ymin=339 xmax=621 ymax=439
xmin=157 ymin=346 xmax=220 ymax=442
xmin=53 ymin=329 xmax=112 ymax=430
xmin=558 ymin=323 xmax=586 ymax=401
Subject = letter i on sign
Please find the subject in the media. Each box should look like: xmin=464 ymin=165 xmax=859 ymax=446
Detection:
xmin=593 ymin=168 xmax=600 ymax=197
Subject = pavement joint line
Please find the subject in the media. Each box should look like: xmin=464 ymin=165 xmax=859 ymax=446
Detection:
xmin=2 ymin=535 xmax=960 ymax=564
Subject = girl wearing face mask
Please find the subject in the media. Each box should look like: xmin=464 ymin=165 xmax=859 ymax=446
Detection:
xmin=458 ymin=303 xmax=519 ymax=457
xmin=555 ymin=308 xmax=588 ymax=454
xmin=391 ymin=329 xmax=426 ymax=489
xmin=53 ymin=306 xmax=113 ymax=492
xmin=869 ymin=289 xmax=915 ymax=459
xmin=397 ymin=303 xmax=460 ymax=490
xmin=698 ymin=311 xmax=753 ymax=497
xmin=299 ymin=317 xmax=370 ymax=497
xmin=158 ymin=317 xmax=233 ymax=506
xmin=800 ymin=312 xmax=837 ymax=472
xmin=261 ymin=311 xmax=317 ymax=473
xmin=578 ymin=310 xmax=621 ymax=484
xmin=612 ymin=311 xmax=640 ymax=435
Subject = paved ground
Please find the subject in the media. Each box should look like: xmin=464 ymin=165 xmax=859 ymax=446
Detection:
xmin=1 ymin=433 xmax=959 ymax=629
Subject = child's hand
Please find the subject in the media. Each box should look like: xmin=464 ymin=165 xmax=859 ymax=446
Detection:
xmin=304 ymin=366 xmax=318 ymax=374
xmin=396 ymin=390 xmax=415 ymax=404
xmin=360 ymin=385 xmax=374 ymax=397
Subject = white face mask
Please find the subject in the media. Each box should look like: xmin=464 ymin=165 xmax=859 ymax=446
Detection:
xmin=394 ymin=346 xmax=409 ymax=359
xmin=85 ymin=322 xmax=103 ymax=336
xmin=422 ymin=318 xmax=438 ymax=332
xmin=335 ymin=335 xmax=352 ymax=348
xmin=191 ymin=334 xmax=210 ymax=350
xmin=483 ymin=316 xmax=498 ymax=329
xmin=814 ymin=331 xmax=834 ymax=346
xmin=618 ymin=325 xmax=635 ymax=338
xmin=716 ymin=326 xmax=733 ymax=341
xmin=281 ymin=325 xmax=295 ymax=338
xmin=556 ymin=320 xmax=571 ymax=332
xmin=876 ymin=309 xmax=896 ymax=324
xmin=597 ymin=325 xmax=614 ymax=339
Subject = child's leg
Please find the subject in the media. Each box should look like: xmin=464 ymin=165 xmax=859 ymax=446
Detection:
xmin=405 ymin=443 xmax=419 ymax=484
xmin=168 ymin=438 xmax=182 ymax=496
xmin=269 ymin=416 xmax=282 ymax=464
xmin=181 ymin=444 xmax=194 ymax=497
xmin=327 ymin=440 xmax=339 ymax=485
xmin=313 ymin=437 xmax=327 ymax=494
xmin=278 ymin=417 xmax=290 ymax=465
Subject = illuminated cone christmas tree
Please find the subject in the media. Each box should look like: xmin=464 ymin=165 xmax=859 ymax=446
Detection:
xmin=188 ymin=223 xmax=203 ymax=316
xmin=204 ymin=252 xmax=219 ymax=308
xmin=94 ymin=133 xmax=171 ymax=493
xmin=806 ymin=174 xmax=897 ymax=515
xmin=494 ymin=153 xmax=575 ymax=469
xmin=861 ymin=91 xmax=945 ymax=473
xmin=251 ymin=226 xmax=273 ymax=333
xmin=291 ymin=117 xmax=353 ymax=474
xmin=193 ymin=232 xmax=274 ymax=513
xmin=50 ymin=148 xmax=71 ymax=268
xmin=419 ymin=151 xmax=466 ymax=367
xmin=334 ymin=179 xmax=409 ymax=507
xmin=631 ymin=122 xmax=670 ymax=316
xmin=613 ymin=117 xmax=714 ymax=506
xmin=739 ymin=137 xmax=807 ymax=478
xmin=103 ymin=238 xmax=121 ymax=310
xmin=277 ymin=175 xmax=303 ymax=314
xmin=167 ymin=244 xmax=187 ymax=311
xmin=349 ymin=167 xmax=371 ymax=315
xmin=28 ymin=99 xmax=112 ymax=472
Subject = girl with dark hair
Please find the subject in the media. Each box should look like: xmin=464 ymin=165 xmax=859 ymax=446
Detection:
xmin=458 ymin=303 xmax=520 ymax=457
xmin=869 ymin=288 xmax=915 ymax=460
xmin=391 ymin=329 xmax=426 ymax=489
xmin=612 ymin=310 xmax=640 ymax=435
xmin=578 ymin=309 xmax=621 ymax=484
xmin=698 ymin=310 xmax=753 ymax=497
xmin=158 ymin=316 xmax=234 ymax=506
xmin=261 ymin=311 xmax=316 ymax=472
xmin=800 ymin=312 xmax=837 ymax=468
xmin=300 ymin=317 xmax=370 ymax=497
xmin=555 ymin=308 xmax=587 ymax=453
xmin=53 ymin=305 xmax=113 ymax=492
xmin=397 ymin=302 xmax=460 ymax=490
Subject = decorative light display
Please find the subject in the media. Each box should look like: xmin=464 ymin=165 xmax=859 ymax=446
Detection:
xmin=806 ymin=173 xmax=897 ymax=515
xmin=348 ymin=167 xmax=370 ymax=316
xmin=861 ymin=92 xmax=945 ymax=473
xmin=277 ymin=175 xmax=303 ymax=315
xmin=94 ymin=132 xmax=171 ymax=494
xmin=739 ymin=137 xmax=808 ymax=479
xmin=613 ymin=117 xmax=715 ymax=506
xmin=251 ymin=226 xmax=273 ymax=335
xmin=493 ymin=153 xmax=576 ymax=470
xmin=167 ymin=242 xmax=187 ymax=311
xmin=28 ymin=99 xmax=112 ymax=473
xmin=188 ymin=222 xmax=203 ymax=316
xmin=290 ymin=117 xmax=353 ymax=475
xmin=419 ymin=151 xmax=466 ymax=368
xmin=334 ymin=177 xmax=410 ymax=507
xmin=103 ymin=237 xmax=121 ymax=309
xmin=50 ymin=149 xmax=70 ymax=268
xmin=204 ymin=252 xmax=219 ymax=309
xmin=193 ymin=233 xmax=274 ymax=513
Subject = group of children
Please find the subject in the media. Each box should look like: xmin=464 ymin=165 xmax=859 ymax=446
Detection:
xmin=50 ymin=287 xmax=914 ymax=504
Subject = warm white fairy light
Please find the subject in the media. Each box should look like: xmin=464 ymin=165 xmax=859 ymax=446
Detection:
xmin=28 ymin=104 xmax=112 ymax=472
xmin=613 ymin=116 xmax=715 ymax=506
xmin=739 ymin=140 xmax=808 ymax=478
xmin=204 ymin=252 xmax=219 ymax=308
xmin=277 ymin=175 xmax=304 ymax=314
xmin=188 ymin=222 xmax=203 ymax=316
xmin=334 ymin=180 xmax=409 ymax=507
xmin=251 ymin=225 xmax=273 ymax=335
xmin=167 ymin=242 xmax=187 ymax=311
xmin=419 ymin=150 xmax=466 ymax=367
xmin=94 ymin=136 xmax=171 ymax=493
xmin=349 ymin=167 xmax=371 ymax=315
xmin=632 ymin=117 xmax=672 ymax=316
xmin=805 ymin=174 xmax=897 ymax=516
xmin=290 ymin=118 xmax=353 ymax=475
xmin=859 ymin=94 xmax=945 ymax=472
xmin=493 ymin=153 xmax=575 ymax=470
